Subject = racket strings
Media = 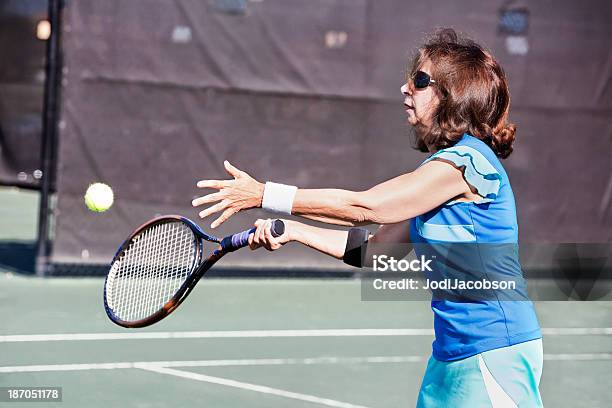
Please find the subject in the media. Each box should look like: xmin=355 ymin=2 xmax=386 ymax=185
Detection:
xmin=106 ymin=221 xmax=198 ymax=322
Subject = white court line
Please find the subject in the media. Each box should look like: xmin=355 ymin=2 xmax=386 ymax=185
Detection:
xmin=1 ymin=353 xmax=610 ymax=374
xmin=0 ymin=329 xmax=431 ymax=342
xmin=137 ymin=365 xmax=370 ymax=408
xmin=0 ymin=327 xmax=610 ymax=343
xmin=541 ymin=328 xmax=612 ymax=335
xmin=0 ymin=356 xmax=424 ymax=374
xmin=544 ymin=353 xmax=612 ymax=361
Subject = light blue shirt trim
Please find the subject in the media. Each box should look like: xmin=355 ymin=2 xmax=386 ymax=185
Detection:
xmin=416 ymin=217 xmax=476 ymax=243
xmin=425 ymin=145 xmax=501 ymax=202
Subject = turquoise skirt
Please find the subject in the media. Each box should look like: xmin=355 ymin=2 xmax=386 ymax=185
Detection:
xmin=417 ymin=339 xmax=544 ymax=407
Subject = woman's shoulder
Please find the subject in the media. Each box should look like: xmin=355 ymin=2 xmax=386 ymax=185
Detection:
xmin=424 ymin=134 xmax=505 ymax=203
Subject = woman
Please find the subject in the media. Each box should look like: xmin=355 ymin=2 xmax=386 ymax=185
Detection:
xmin=192 ymin=29 xmax=543 ymax=407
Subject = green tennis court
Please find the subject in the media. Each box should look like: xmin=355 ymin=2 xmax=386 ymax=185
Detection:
xmin=1 ymin=189 xmax=612 ymax=408
xmin=1 ymin=273 xmax=611 ymax=407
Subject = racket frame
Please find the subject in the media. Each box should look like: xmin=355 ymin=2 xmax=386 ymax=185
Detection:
xmin=104 ymin=215 xmax=221 ymax=328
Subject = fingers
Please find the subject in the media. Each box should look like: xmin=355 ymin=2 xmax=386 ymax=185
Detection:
xmin=196 ymin=179 xmax=231 ymax=189
xmin=192 ymin=192 xmax=223 ymax=207
xmin=253 ymin=219 xmax=267 ymax=248
xmin=253 ymin=219 xmax=285 ymax=251
xmin=224 ymin=160 xmax=245 ymax=179
xmin=263 ymin=219 xmax=283 ymax=250
xmin=211 ymin=207 xmax=238 ymax=229
xmin=248 ymin=226 xmax=261 ymax=250
xmin=198 ymin=199 xmax=229 ymax=219
xmin=249 ymin=219 xmax=266 ymax=250
xmin=195 ymin=162 xmax=259 ymax=226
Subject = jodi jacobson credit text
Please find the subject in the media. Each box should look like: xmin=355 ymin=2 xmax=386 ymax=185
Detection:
xmin=372 ymin=278 xmax=517 ymax=291
xmin=370 ymin=255 xmax=517 ymax=292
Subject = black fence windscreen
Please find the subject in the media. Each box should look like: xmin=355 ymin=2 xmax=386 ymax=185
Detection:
xmin=0 ymin=0 xmax=48 ymax=189
xmin=50 ymin=0 xmax=611 ymax=271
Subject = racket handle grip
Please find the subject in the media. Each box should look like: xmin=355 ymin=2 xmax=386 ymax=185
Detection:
xmin=270 ymin=219 xmax=286 ymax=237
xmin=220 ymin=219 xmax=285 ymax=252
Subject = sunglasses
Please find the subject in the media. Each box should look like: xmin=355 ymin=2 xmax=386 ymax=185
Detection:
xmin=412 ymin=71 xmax=436 ymax=89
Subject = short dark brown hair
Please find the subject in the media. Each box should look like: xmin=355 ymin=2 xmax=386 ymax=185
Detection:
xmin=410 ymin=29 xmax=516 ymax=158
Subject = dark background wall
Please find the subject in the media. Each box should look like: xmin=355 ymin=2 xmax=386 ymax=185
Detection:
xmin=1 ymin=0 xmax=610 ymax=269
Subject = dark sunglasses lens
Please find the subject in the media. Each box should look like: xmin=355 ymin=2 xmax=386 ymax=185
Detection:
xmin=413 ymin=71 xmax=431 ymax=89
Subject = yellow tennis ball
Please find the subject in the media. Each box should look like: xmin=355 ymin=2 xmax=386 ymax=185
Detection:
xmin=84 ymin=183 xmax=114 ymax=212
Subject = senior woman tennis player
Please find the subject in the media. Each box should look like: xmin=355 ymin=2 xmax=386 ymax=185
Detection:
xmin=192 ymin=29 xmax=543 ymax=407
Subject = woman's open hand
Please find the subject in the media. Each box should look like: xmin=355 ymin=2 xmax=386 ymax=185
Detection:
xmin=192 ymin=161 xmax=264 ymax=228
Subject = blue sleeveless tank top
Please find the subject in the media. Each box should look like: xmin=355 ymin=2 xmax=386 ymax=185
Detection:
xmin=410 ymin=133 xmax=541 ymax=361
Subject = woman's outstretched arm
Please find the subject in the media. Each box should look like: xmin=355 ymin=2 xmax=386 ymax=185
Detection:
xmin=193 ymin=160 xmax=468 ymax=228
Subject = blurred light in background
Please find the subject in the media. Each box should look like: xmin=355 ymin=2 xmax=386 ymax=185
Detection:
xmin=36 ymin=19 xmax=50 ymax=40
xmin=505 ymin=36 xmax=529 ymax=55
xmin=325 ymin=31 xmax=348 ymax=49
xmin=171 ymin=25 xmax=192 ymax=43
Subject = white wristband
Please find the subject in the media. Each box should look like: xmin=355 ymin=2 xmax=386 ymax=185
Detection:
xmin=262 ymin=182 xmax=298 ymax=215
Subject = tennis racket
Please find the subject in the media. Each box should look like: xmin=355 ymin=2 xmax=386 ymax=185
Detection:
xmin=104 ymin=215 xmax=284 ymax=328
